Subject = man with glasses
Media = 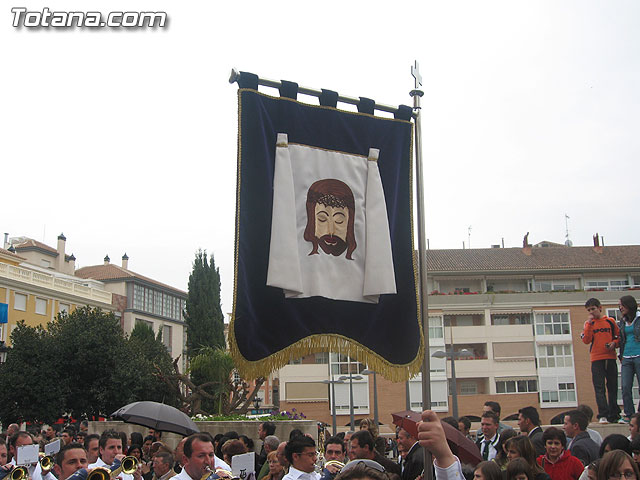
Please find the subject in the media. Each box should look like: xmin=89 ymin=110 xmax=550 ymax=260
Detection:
xmin=283 ymin=436 xmax=319 ymax=480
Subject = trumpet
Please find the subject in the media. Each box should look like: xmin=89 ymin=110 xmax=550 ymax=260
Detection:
xmin=110 ymin=456 xmax=139 ymax=477
xmin=324 ymin=460 xmax=345 ymax=471
xmin=40 ymin=453 xmax=55 ymax=473
xmin=0 ymin=466 xmax=29 ymax=480
xmin=67 ymin=456 xmax=139 ymax=480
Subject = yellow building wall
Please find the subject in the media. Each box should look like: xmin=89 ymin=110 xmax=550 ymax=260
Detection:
xmin=2 ymin=289 xmax=79 ymax=346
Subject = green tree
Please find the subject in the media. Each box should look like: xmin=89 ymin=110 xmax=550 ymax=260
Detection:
xmin=0 ymin=307 xmax=179 ymax=425
xmin=47 ymin=306 xmax=140 ymax=418
xmin=189 ymin=347 xmax=235 ymax=414
xmin=184 ymin=250 xmax=225 ymax=358
xmin=0 ymin=322 xmax=65 ymax=424
xmin=128 ymin=322 xmax=178 ymax=406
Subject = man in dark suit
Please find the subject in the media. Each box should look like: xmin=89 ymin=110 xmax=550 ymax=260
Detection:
xmin=518 ymin=406 xmax=545 ymax=456
xmin=397 ymin=428 xmax=422 ymax=480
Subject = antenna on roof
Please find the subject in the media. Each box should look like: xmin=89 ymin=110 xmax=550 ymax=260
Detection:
xmin=564 ymin=214 xmax=573 ymax=247
xmin=468 ymin=226 xmax=472 ymax=249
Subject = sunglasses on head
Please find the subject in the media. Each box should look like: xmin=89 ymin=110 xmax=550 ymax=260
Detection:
xmin=341 ymin=460 xmax=386 ymax=473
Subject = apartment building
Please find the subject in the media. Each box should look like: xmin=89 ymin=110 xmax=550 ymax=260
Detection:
xmin=0 ymin=234 xmax=113 ymax=358
xmin=75 ymin=254 xmax=187 ymax=372
xmin=275 ymin=239 xmax=640 ymax=427
xmin=0 ymin=233 xmax=187 ymax=371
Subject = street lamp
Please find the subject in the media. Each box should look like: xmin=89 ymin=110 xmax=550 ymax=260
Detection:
xmin=431 ymin=347 xmax=472 ymax=418
xmin=338 ymin=374 xmax=363 ymax=429
xmin=253 ymin=396 xmax=262 ymax=413
xmin=361 ymin=369 xmax=378 ymax=428
xmin=321 ymin=379 xmax=345 ymax=434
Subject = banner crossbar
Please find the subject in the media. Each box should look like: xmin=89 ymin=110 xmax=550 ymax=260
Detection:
xmin=229 ymin=68 xmax=411 ymax=117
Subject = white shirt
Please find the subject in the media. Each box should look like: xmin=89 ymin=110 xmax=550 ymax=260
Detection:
xmin=173 ymin=469 xmax=194 ymax=480
xmin=282 ymin=466 xmax=321 ymax=480
xmin=31 ymin=461 xmax=57 ymax=480
xmin=480 ymin=434 xmax=499 ymax=461
xmin=434 ymin=457 xmax=465 ymax=480
xmin=215 ymin=456 xmax=231 ymax=472
xmin=88 ymin=457 xmax=134 ymax=480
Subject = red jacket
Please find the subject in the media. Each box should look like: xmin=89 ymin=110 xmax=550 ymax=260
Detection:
xmin=537 ymin=450 xmax=585 ymax=480
xmin=581 ymin=315 xmax=619 ymax=362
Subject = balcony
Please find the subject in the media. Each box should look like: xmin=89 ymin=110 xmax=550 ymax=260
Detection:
xmin=0 ymin=262 xmax=112 ymax=304
xmin=429 ymin=289 xmax=635 ymax=308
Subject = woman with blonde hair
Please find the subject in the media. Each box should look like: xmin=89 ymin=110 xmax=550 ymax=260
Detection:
xmin=264 ymin=451 xmax=284 ymax=480
xmin=359 ymin=418 xmax=385 ymax=456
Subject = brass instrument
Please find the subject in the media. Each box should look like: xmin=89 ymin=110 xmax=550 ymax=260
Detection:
xmin=324 ymin=460 xmax=345 ymax=471
xmin=199 ymin=466 xmax=213 ymax=480
xmin=109 ymin=456 xmax=139 ymax=478
xmin=40 ymin=453 xmax=55 ymax=473
xmin=88 ymin=468 xmax=112 ymax=480
xmin=0 ymin=466 xmax=29 ymax=480
xmin=66 ymin=467 xmax=111 ymax=480
xmin=199 ymin=467 xmax=238 ymax=480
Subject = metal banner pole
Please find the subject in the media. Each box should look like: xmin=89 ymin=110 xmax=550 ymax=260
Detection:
xmin=410 ymin=61 xmax=433 ymax=479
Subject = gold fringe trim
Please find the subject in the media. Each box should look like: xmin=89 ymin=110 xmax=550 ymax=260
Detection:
xmin=229 ymin=321 xmax=424 ymax=383
xmin=230 ymin=88 xmax=423 ymax=383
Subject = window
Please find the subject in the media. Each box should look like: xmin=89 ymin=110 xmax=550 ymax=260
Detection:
xmin=491 ymin=313 xmax=532 ymax=325
xmin=541 ymin=382 xmax=576 ymax=403
xmin=163 ymin=325 xmax=172 ymax=354
xmin=14 ymin=293 xmax=27 ymax=311
xmin=493 ymin=342 xmax=535 ymax=359
xmin=409 ymin=378 xmax=448 ymax=412
xmin=537 ymin=344 xmax=573 ymax=368
xmin=429 ymin=316 xmax=444 ymax=339
xmin=315 ymin=352 xmax=329 ymax=364
xmin=529 ymin=280 xmax=577 ymax=292
xmin=496 ymin=379 xmax=538 ymax=394
xmin=535 ymin=312 xmax=570 ymax=335
xmin=59 ymin=303 xmax=70 ymax=314
xmin=586 ymin=280 xmax=630 ymax=291
xmin=35 ymin=298 xmax=47 ymax=315
xmin=460 ymin=381 xmax=478 ymax=395
xmin=330 ymin=352 xmax=365 ymax=375
xmin=444 ymin=314 xmax=484 ymax=327
xmin=608 ymin=309 xmax=623 ymax=322
xmin=136 ymin=318 xmax=153 ymax=330
xmin=333 ymin=380 xmax=369 ymax=412
xmin=429 ymin=347 xmax=446 ymax=374
xmin=617 ymin=373 xmax=640 ymax=405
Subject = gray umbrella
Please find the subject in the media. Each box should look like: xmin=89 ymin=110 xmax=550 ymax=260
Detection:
xmin=111 ymin=401 xmax=200 ymax=436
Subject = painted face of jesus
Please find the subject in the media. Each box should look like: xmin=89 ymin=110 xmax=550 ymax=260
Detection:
xmin=315 ymin=203 xmax=349 ymax=256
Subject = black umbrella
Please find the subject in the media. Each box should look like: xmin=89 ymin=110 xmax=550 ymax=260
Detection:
xmin=111 ymin=401 xmax=200 ymax=436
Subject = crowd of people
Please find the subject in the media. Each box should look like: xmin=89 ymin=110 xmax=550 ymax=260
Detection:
xmin=0 ymin=293 xmax=638 ymax=480
xmin=0 ymin=404 xmax=640 ymax=480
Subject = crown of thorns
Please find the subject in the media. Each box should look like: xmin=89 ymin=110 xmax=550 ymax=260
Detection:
xmin=316 ymin=194 xmax=346 ymax=208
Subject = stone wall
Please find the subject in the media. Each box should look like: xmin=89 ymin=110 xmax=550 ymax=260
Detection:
xmin=88 ymin=420 xmax=317 ymax=450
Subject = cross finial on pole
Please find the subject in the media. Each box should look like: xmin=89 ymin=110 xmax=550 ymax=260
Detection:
xmin=411 ymin=60 xmax=422 ymax=89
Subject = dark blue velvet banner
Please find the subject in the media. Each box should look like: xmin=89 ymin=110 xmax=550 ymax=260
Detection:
xmin=230 ymin=88 xmax=422 ymax=380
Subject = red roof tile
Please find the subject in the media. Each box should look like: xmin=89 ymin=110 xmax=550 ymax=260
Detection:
xmin=12 ymin=237 xmax=58 ymax=255
xmin=426 ymin=245 xmax=640 ymax=273
xmin=75 ymin=264 xmax=186 ymax=295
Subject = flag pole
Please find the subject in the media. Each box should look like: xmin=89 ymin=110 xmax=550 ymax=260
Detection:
xmin=410 ymin=61 xmax=433 ymax=479
xmin=229 ymin=68 xmax=403 ymax=115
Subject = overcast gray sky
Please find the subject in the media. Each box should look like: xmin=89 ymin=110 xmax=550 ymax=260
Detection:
xmin=2 ymin=1 xmax=638 ymax=316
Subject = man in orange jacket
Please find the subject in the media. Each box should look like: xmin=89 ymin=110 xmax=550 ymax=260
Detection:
xmin=582 ymin=297 xmax=621 ymax=424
